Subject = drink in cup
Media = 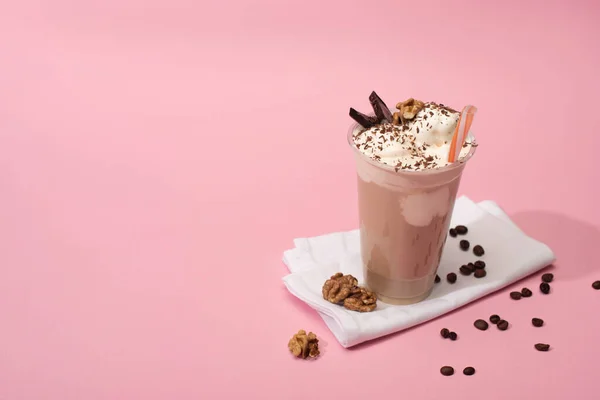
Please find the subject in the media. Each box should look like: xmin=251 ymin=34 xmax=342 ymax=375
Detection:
xmin=348 ymin=92 xmax=477 ymax=305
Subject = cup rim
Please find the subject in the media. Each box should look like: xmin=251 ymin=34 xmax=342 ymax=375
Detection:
xmin=346 ymin=119 xmax=477 ymax=175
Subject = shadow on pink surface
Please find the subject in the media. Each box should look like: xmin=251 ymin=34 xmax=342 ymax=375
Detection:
xmin=510 ymin=211 xmax=599 ymax=281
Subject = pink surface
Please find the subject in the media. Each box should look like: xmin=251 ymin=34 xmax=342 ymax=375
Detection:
xmin=1 ymin=0 xmax=600 ymax=399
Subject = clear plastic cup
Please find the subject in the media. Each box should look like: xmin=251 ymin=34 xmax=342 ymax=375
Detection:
xmin=347 ymin=120 xmax=477 ymax=305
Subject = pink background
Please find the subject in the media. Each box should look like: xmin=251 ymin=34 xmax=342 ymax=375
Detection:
xmin=1 ymin=0 xmax=599 ymax=399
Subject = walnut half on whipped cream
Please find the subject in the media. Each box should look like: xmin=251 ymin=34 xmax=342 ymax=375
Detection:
xmin=394 ymin=98 xmax=425 ymax=124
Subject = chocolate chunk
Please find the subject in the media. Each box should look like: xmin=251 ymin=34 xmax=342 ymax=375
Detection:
xmin=540 ymin=282 xmax=551 ymax=294
xmin=532 ymin=318 xmax=544 ymax=327
xmin=435 ymin=274 xmax=441 ymax=283
xmin=449 ymin=228 xmax=457 ymax=238
xmin=440 ymin=328 xmax=450 ymax=338
xmin=440 ymin=366 xmax=454 ymax=376
xmin=592 ymin=280 xmax=600 ymax=290
xmin=463 ymin=366 xmax=476 ymax=376
xmin=349 ymin=107 xmax=378 ymax=128
xmin=447 ymin=272 xmax=457 ymax=284
xmin=474 ymin=319 xmax=489 ymax=331
xmin=459 ymin=240 xmax=470 ymax=251
xmin=474 ymin=261 xmax=486 ymax=269
xmin=368 ymin=91 xmax=393 ymax=123
xmin=535 ymin=343 xmax=550 ymax=352
xmin=473 ymin=245 xmax=485 ymax=257
xmin=541 ymin=273 xmax=554 ymax=283
xmin=489 ymin=314 xmax=501 ymax=324
xmin=449 ymin=331 xmax=458 ymax=341
xmin=474 ymin=269 xmax=487 ymax=278
xmin=455 ymin=225 xmax=468 ymax=235
xmin=497 ymin=320 xmax=509 ymax=331
xmin=510 ymin=291 xmax=522 ymax=300
xmin=460 ymin=264 xmax=474 ymax=276
xmin=521 ymin=287 xmax=533 ymax=298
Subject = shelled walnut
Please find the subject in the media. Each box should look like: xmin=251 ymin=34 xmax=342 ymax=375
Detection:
xmin=395 ymin=98 xmax=425 ymax=124
xmin=322 ymin=272 xmax=359 ymax=304
xmin=288 ymin=330 xmax=320 ymax=359
xmin=321 ymin=272 xmax=377 ymax=312
xmin=343 ymin=287 xmax=377 ymax=312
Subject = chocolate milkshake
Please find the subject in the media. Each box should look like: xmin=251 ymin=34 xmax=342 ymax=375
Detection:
xmin=348 ymin=93 xmax=477 ymax=305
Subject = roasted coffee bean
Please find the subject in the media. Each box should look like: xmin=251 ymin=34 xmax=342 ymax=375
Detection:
xmin=460 ymin=265 xmax=474 ymax=276
xmin=435 ymin=274 xmax=441 ymax=283
xmin=474 ymin=319 xmax=489 ymax=331
xmin=535 ymin=343 xmax=550 ymax=352
xmin=489 ymin=314 xmax=501 ymax=324
xmin=459 ymin=240 xmax=470 ymax=251
xmin=447 ymin=273 xmax=457 ymax=284
xmin=474 ymin=269 xmax=487 ymax=278
xmin=592 ymin=281 xmax=600 ymax=290
xmin=449 ymin=228 xmax=457 ymax=238
xmin=521 ymin=287 xmax=533 ymax=298
xmin=497 ymin=320 xmax=509 ymax=331
xmin=449 ymin=331 xmax=458 ymax=341
xmin=473 ymin=245 xmax=485 ymax=257
xmin=474 ymin=260 xmax=486 ymax=269
xmin=463 ymin=367 xmax=476 ymax=376
xmin=455 ymin=225 xmax=468 ymax=235
xmin=532 ymin=318 xmax=544 ymax=327
xmin=542 ymin=273 xmax=554 ymax=283
xmin=540 ymin=282 xmax=551 ymax=294
xmin=440 ymin=328 xmax=450 ymax=338
xmin=510 ymin=291 xmax=522 ymax=300
xmin=440 ymin=366 xmax=454 ymax=376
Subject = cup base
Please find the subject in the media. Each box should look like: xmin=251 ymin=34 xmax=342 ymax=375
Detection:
xmin=376 ymin=286 xmax=433 ymax=305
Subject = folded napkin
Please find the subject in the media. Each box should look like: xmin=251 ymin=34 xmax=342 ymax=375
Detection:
xmin=282 ymin=196 xmax=556 ymax=348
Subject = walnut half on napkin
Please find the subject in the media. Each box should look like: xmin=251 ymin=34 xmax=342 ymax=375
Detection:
xmin=322 ymin=273 xmax=377 ymax=312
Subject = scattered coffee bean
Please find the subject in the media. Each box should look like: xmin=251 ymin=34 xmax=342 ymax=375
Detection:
xmin=463 ymin=366 xmax=476 ymax=376
xmin=532 ymin=318 xmax=544 ymax=327
xmin=449 ymin=228 xmax=457 ymax=238
xmin=541 ymin=273 xmax=554 ymax=283
xmin=510 ymin=291 xmax=522 ymax=300
xmin=540 ymin=282 xmax=550 ymax=294
xmin=474 ymin=260 xmax=486 ymax=269
xmin=460 ymin=265 xmax=474 ymax=276
xmin=473 ymin=245 xmax=485 ymax=257
xmin=435 ymin=274 xmax=441 ymax=283
xmin=489 ymin=314 xmax=501 ymax=324
xmin=474 ymin=319 xmax=489 ymax=331
xmin=440 ymin=366 xmax=454 ymax=376
xmin=592 ymin=280 xmax=600 ymax=290
xmin=535 ymin=343 xmax=550 ymax=352
xmin=447 ymin=273 xmax=457 ymax=284
xmin=474 ymin=269 xmax=487 ymax=278
xmin=455 ymin=225 xmax=468 ymax=235
xmin=440 ymin=328 xmax=450 ymax=338
xmin=521 ymin=288 xmax=533 ymax=298
xmin=497 ymin=320 xmax=509 ymax=331
xmin=449 ymin=331 xmax=458 ymax=341
xmin=459 ymin=240 xmax=470 ymax=251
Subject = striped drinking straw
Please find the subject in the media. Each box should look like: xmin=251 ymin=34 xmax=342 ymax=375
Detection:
xmin=448 ymin=105 xmax=477 ymax=163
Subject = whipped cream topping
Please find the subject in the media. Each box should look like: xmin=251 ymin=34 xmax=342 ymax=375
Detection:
xmin=352 ymin=102 xmax=473 ymax=171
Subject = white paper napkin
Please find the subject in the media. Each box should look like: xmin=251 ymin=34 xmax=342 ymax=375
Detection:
xmin=281 ymin=196 xmax=556 ymax=348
